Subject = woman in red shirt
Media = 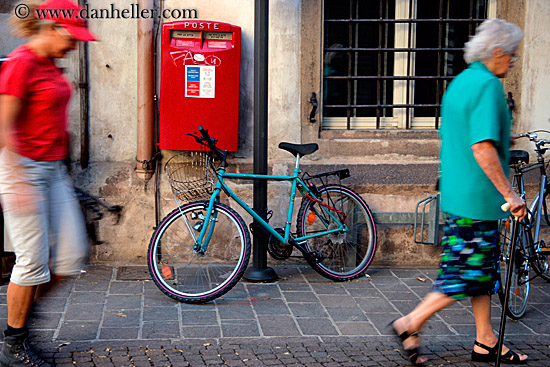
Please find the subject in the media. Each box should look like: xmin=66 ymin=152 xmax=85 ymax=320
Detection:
xmin=0 ymin=1 xmax=97 ymax=365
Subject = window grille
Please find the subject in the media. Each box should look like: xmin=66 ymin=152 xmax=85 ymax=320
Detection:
xmin=322 ymin=0 xmax=496 ymax=130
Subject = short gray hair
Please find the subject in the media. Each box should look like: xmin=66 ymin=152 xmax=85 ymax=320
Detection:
xmin=464 ymin=18 xmax=523 ymax=64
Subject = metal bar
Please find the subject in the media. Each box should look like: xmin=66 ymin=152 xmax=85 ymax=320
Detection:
xmin=325 ymin=75 xmax=455 ymax=80
xmin=468 ymin=0 xmax=474 ymax=36
xmin=533 ymin=174 xmax=547 ymax=244
xmin=430 ymin=193 xmax=440 ymax=245
xmin=376 ymin=0 xmax=382 ymax=129
xmin=325 ymin=103 xmax=441 ymax=108
xmin=246 ymin=0 xmax=277 ymax=282
xmin=346 ymin=0 xmax=353 ymax=130
xmin=223 ymin=172 xmax=296 ymax=181
xmin=323 ymin=47 xmax=466 ymax=52
xmin=79 ymin=0 xmax=90 ymax=169
xmin=435 ymin=0 xmax=443 ymax=129
xmin=405 ymin=0 xmax=414 ymax=130
xmin=496 ymin=216 xmax=520 ymax=367
xmin=325 ymin=18 xmax=487 ymax=23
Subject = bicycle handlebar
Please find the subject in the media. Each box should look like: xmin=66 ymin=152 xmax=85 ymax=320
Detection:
xmin=512 ymin=132 xmax=538 ymax=141
xmin=512 ymin=131 xmax=550 ymax=151
xmin=197 ymin=126 xmax=225 ymax=161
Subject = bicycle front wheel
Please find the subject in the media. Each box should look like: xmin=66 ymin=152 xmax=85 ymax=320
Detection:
xmin=148 ymin=201 xmax=251 ymax=303
xmin=498 ymin=218 xmax=530 ymax=319
xmin=296 ymin=185 xmax=377 ymax=281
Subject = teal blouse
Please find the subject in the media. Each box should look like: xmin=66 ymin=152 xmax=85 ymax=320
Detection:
xmin=439 ymin=61 xmax=512 ymax=220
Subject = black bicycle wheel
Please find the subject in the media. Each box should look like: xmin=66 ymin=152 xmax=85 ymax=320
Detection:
xmin=531 ymin=190 xmax=550 ymax=281
xmin=148 ymin=201 xmax=251 ymax=303
xmin=296 ymin=184 xmax=377 ymax=281
xmin=498 ymin=218 xmax=530 ymax=319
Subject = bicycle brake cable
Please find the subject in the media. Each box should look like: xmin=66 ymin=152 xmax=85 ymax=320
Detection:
xmin=304 ymin=194 xmax=347 ymax=224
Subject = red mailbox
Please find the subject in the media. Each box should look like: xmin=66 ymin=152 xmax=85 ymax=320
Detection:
xmin=159 ymin=20 xmax=241 ymax=151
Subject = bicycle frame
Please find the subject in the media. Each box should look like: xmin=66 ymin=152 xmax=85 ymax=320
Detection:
xmin=190 ymin=154 xmax=347 ymax=255
xmin=507 ymin=158 xmax=549 ymax=285
xmin=529 ymin=172 xmax=548 ymax=246
xmin=513 ymin=160 xmax=548 ymax=248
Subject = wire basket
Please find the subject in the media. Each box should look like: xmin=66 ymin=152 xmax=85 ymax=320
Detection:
xmin=165 ymin=151 xmax=216 ymax=202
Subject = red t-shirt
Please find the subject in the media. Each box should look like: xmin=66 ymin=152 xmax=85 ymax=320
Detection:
xmin=0 ymin=45 xmax=72 ymax=161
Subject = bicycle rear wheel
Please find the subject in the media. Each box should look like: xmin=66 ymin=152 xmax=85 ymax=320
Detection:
xmin=498 ymin=218 xmax=530 ymax=320
xmin=531 ymin=191 xmax=550 ymax=281
xmin=148 ymin=201 xmax=251 ymax=303
xmin=296 ymin=184 xmax=377 ymax=281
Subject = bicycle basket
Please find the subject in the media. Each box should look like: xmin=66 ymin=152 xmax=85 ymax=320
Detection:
xmin=165 ymin=151 xmax=216 ymax=202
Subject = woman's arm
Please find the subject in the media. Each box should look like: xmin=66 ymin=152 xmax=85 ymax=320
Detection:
xmin=0 ymin=94 xmax=22 ymax=149
xmin=472 ymin=140 xmax=526 ymax=220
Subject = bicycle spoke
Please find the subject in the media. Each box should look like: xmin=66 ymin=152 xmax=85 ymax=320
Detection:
xmin=297 ymin=185 xmax=376 ymax=280
xmin=148 ymin=202 xmax=250 ymax=303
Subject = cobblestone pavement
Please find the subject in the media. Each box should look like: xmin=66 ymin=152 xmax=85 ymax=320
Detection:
xmin=1 ymin=265 xmax=549 ymax=366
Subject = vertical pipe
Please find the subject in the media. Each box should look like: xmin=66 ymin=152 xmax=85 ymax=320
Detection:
xmin=244 ymin=0 xmax=277 ymax=282
xmin=346 ymin=1 xmax=352 ymax=130
xmin=435 ymin=0 xmax=443 ymax=129
xmin=136 ymin=0 xmax=155 ymax=181
xmin=78 ymin=0 xmax=89 ymax=169
xmin=376 ymin=0 xmax=382 ymax=129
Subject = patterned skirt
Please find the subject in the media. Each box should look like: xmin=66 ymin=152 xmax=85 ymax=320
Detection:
xmin=432 ymin=214 xmax=501 ymax=300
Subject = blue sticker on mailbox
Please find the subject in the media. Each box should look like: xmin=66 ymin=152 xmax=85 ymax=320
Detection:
xmin=186 ymin=66 xmax=200 ymax=81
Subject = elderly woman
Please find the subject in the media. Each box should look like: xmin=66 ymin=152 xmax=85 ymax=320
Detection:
xmin=390 ymin=19 xmax=527 ymax=366
xmin=0 ymin=0 xmax=96 ymax=366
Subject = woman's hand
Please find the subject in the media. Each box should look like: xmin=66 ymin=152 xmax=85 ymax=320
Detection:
xmin=504 ymin=191 xmax=527 ymax=221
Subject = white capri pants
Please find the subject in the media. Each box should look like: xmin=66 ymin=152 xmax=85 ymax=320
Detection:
xmin=0 ymin=149 xmax=89 ymax=286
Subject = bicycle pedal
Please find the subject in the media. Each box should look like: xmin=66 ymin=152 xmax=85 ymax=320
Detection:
xmin=306 ymin=250 xmax=325 ymax=264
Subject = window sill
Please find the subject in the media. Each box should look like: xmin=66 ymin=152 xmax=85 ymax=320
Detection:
xmin=319 ymin=129 xmax=440 ymax=140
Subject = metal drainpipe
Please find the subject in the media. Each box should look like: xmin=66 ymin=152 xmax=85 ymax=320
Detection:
xmin=136 ymin=0 xmax=155 ymax=180
xmin=78 ymin=0 xmax=89 ymax=169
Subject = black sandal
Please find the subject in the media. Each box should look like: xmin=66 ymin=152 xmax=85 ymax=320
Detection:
xmin=471 ymin=341 xmax=527 ymax=364
xmin=389 ymin=320 xmax=427 ymax=366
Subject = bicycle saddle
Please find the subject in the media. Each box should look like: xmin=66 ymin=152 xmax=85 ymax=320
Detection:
xmin=510 ymin=150 xmax=529 ymax=165
xmin=278 ymin=142 xmax=319 ymax=157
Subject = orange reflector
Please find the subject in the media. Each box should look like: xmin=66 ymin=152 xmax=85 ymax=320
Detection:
xmin=307 ymin=212 xmax=316 ymax=225
xmin=505 ymin=220 xmax=510 ymax=231
xmin=515 ymin=288 xmax=520 ymax=296
xmin=162 ymin=264 xmax=173 ymax=280
xmin=540 ymin=248 xmax=550 ymax=253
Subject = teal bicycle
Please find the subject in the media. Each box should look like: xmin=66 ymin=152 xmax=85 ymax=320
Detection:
xmin=148 ymin=126 xmax=377 ymax=303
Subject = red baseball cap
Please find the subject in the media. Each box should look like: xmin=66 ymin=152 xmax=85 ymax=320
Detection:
xmin=37 ymin=0 xmax=98 ymax=41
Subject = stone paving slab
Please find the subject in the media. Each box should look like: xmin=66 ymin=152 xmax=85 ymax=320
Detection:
xmin=0 ymin=264 xmax=549 ymax=366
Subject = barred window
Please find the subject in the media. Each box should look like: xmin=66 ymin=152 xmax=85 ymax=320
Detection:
xmin=322 ymin=0 xmax=496 ymax=130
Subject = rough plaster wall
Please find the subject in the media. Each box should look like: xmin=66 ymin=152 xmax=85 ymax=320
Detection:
xmin=267 ymin=0 xmax=302 ymax=159
xmin=0 ymin=14 xmax=24 ymax=57
xmin=87 ymin=0 xmax=138 ymax=162
xmin=498 ymin=0 xmax=525 ymax=135
xmin=75 ymin=0 xmax=148 ymax=264
xmin=520 ymin=0 xmax=550 ymax=135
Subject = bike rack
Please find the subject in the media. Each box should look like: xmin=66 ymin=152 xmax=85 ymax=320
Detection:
xmin=414 ymin=194 xmax=441 ymax=245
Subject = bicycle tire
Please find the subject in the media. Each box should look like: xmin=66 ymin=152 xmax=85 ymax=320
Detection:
xmin=498 ymin=218 xmax=530 ymax=319
xmin=148 ymin=201 xmax=251 ymax=303
xmin=296 ymin=184 xmax=377 ymax=281
xmin=531 ymin=190 xmax=550 ymax=281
